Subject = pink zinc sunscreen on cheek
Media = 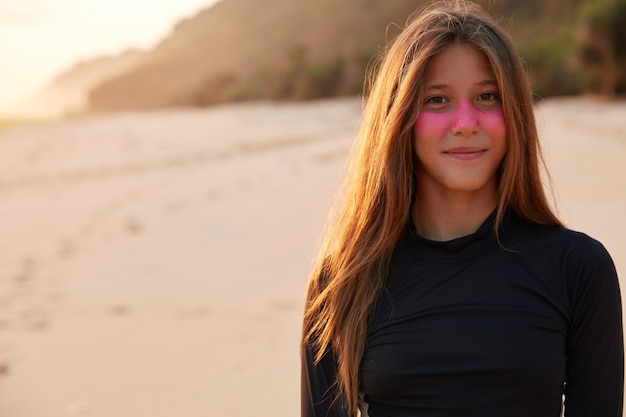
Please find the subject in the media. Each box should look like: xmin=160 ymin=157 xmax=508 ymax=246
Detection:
xmin=479 ymin=108 xmax=506 ymax=137
xmin=415 ymin=111 xmax=451 ymax=137
xmin=415 ymin=99 xmax=506 ymax=137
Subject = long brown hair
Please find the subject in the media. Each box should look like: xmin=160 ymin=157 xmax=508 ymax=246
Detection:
xmin=302 ymin=1 xmax=562 ymax=415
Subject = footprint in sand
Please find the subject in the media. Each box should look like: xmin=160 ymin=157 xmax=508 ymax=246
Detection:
xmin=109 ymin=304 xmax=132 ymax=316
xmin=19 ymin=306 xmax=49 ymax=331
xmin=0 ymin=361 xmax=9 ymax=377
xmin=207 ymin=190 xmax=220 ymax=201
xmin=15 ymin=257 xmax=36 ymax=283
xmin=57 ymin=238 xmax=76 ymax=259
xmin=123 ymin=217 xmax=143 ymax=235
xmin=0 ymin=341 xmax=15 ymax=376
xmin=237 ymin=179 xmax=250 ymax=190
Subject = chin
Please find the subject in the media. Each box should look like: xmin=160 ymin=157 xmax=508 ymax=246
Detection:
xmin=441 ymin=177 xmax=497 ymax=194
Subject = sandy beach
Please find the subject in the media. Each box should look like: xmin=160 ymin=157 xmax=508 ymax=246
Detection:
xmin=0 ymin=97 xmax=624 ymax=417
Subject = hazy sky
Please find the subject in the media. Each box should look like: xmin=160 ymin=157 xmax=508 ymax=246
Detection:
xmin=0 ymin=0 xmax=220 ymax=112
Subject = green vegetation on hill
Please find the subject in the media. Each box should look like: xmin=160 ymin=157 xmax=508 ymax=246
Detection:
xmin=84 ymin=0 xmax=626 ymax=112
xmin=577 ymin=0 xmax=626 ymax=94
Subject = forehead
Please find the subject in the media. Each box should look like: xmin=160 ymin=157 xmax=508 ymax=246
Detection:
xmin=424 ymin=43 xmax=496 ymax=87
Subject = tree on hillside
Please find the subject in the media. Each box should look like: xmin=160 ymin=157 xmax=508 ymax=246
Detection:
xmin=243 ymin=44 xmax=352 ymax=101
xmin=577 ymin=0 xmax=626 ymax=95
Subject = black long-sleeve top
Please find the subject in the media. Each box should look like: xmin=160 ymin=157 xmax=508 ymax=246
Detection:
xmin=302 ymin=211 xmax=624 ymax=417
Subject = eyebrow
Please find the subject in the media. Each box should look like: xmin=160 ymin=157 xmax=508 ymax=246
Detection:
xmin=425 ymin=79 xmax=498 ymax=91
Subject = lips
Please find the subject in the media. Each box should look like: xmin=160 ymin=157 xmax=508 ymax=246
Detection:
xmin=444 ymin=147 xmax=486 ymax=160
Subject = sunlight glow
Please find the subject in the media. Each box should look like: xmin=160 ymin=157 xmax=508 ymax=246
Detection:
xmin=0 ymin=0 xmax=220 ymax=113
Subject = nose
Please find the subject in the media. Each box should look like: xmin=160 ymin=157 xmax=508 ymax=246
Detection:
xmin=451 ymin=99 xmax=480 ymax=137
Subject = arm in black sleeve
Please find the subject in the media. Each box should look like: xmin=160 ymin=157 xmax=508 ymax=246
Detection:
xmin=301 ymin=340 xmax=349 ymax=417
xmin=565 ymin=238 xmax=624 ymax=416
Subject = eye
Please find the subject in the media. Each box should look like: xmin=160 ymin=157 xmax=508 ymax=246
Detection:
xmin=477 ymin=92 xmax=500 ymax=102
xmin=425 ymin=96 xmax=448 ymax=105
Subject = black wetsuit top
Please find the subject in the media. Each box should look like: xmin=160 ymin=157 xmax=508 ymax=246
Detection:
xmin=302 ymin=211 xmax=624 ymax=417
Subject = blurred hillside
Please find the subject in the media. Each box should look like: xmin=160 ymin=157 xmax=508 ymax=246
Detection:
xmin=43 ymin=0 xmax=626 ymax=114
xmin=17 ymin=50 xmax=146 ymax=118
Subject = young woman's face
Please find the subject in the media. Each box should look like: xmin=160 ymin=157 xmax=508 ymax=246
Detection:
xmin=413 ymin=43 xmax=506 ymax=199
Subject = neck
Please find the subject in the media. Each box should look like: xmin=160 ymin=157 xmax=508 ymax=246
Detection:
xmin=411 ymin=188 xmax=497 ymax=242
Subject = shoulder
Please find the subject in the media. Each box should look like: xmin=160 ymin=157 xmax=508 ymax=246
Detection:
xmin=505 ymin=215 xmax=617 ymax=290
xmin=506 ymin=213 xmax=611 ymax=261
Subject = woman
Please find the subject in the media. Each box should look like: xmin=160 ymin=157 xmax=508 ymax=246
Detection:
xmin=301 ymin=1 xmax=624 ymax=416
